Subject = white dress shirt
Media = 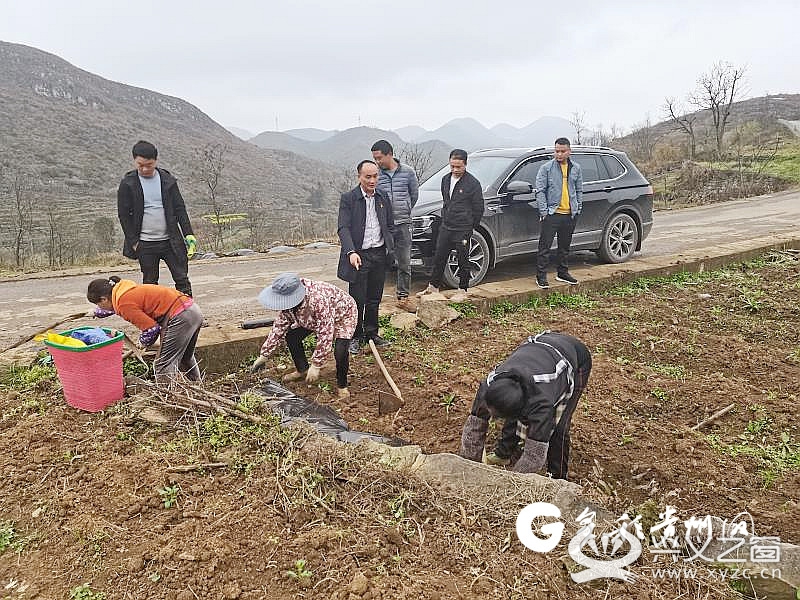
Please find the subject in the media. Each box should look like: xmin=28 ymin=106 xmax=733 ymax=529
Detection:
xmin=361 ymin=189 xmax=384 ymax=249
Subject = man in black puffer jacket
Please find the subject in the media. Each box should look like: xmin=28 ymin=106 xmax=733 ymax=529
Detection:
xmin=459 ymin=331 xmax=592 ymax=479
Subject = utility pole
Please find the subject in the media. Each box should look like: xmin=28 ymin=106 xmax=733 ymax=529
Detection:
xmin=274 ymin=115 xmax=279 ymax=131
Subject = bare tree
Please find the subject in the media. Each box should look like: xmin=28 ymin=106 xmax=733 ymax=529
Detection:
xmin=689 ymin=61 xmax=747 ymax=158
xmin=664 ymin=97 xmax=699 ymax=160
xmin=628 ymin=114 xmax=661 ymax=162
xmin=586 ymin=123 xmax=614 ymax=147
xmin=9 ymin=174 xmax=36 ymax=269
xmin=568 ymin=111 xmax=587 ymax=144
xmin=730 ymin=121 xmax=781 ymax=197
xmin=398 ymin=142 xmax=435 ymax=182
xmin=195 ymin=143 xmax=229 ymax=251
xmin=92 ymin=216 xmax=117 ymax=253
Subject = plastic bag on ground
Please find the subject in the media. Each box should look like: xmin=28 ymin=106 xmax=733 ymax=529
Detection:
xmin=257 ymin=380 xmax=406 ymax=447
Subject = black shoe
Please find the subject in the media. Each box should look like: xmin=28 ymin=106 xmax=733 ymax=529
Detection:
xmin=348 ymin=338 xmax=362 ymax=355
xmin=556 ymin=272 xmax=578 ymax=285
xmin=536 ymin=275 xmax=550 ymax=289
xmin=369 ymin=335 xmax=391 ymax=348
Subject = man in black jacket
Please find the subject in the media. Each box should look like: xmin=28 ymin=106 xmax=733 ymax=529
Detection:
xmin=117 ymin=141 xmax=196 ymax=296
xmin=416 ymin=149 xmax=483 ymax=302
xmin=337 ymin=160 xmax=395 ymax=354
xmin=459 ymin=331 xmax=592 ymax=479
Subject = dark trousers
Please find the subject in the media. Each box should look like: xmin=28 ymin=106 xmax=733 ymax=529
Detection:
xmin=430 ymin=228 xmax=471 ymax=290
xmin=348 ymin=246 xmax=386 ymax=341
xmin=285 ymin=327 xmax=349 ymax=388
xmin=536 ymin=213 xmax=577 ymax=276
xmin=138 ymin=239 xmax=192 ymax=296
xmin=495 ymin=341 xmax=592 ymax=479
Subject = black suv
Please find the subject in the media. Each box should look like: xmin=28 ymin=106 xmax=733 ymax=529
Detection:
xmin=410 ymin=146 xmax=653 ymax=288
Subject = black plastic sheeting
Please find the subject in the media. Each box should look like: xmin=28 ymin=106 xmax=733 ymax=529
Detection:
xmin=258 ymin=380 xmax=407 ymax=447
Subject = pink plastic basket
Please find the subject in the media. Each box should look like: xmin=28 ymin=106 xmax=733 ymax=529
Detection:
xmin=44 ymin=327 xmax=125 ymax=412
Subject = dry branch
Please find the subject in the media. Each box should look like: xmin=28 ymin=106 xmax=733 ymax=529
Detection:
xmin=3 ymin=311 xmax=88 ymax=353
xmin=690 ymin=403 xmax=735 ymax=431
xmin=135 ymin=378 xmax=266 ymax=424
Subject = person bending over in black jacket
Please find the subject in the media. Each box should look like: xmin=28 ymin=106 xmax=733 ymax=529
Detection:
xmin=459 ymin=331 xmax=592 ymax=479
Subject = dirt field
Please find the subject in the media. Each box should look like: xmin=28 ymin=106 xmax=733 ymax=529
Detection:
xmin=1 ymin=251 xmax=798 ymax=599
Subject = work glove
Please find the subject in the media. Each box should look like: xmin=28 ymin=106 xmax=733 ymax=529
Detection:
xmin=512 ymin=440 xmax=549 ymax=474
xmin=138 ymin=324 xmax=161 ymax=348
xmin=459 ymin=415 xmax=489 ymax=462
xmin=184 ymin=234 xmax=197 ymax=258
xmin=92 ymin=307 xmax=115 ymax=318
xmin=250 ymin=355 xmax=268 ymax=373
xmin=305 ymin=364 xmax=321 ymax=383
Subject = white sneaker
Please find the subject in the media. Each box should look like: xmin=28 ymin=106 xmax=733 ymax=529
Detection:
xmin=416 ymin=284 xmax=439 ymax=297
xmin=450 ymin=289 xmax=469 ymax=302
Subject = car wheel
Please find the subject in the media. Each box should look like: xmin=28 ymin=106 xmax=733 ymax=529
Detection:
xmin=443 ymin=230 xmax=491 ymax=289
xmin=598 ymin=212 xmax=638 ymax=263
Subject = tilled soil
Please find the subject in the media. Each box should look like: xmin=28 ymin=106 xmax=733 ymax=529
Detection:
xmin=313 ymin=253 xmax=800 ymax=543
xmin=1 ymin=252 xmax=798 ymax=599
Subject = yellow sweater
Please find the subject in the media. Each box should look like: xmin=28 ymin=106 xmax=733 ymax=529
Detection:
xmin=556 ymin=161 xmax=570 ymax=214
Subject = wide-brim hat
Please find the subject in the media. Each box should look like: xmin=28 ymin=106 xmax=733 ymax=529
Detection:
xmin=258 ymin=272 xmax=306 ymax=310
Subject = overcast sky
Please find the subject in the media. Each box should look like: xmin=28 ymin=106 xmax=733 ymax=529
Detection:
xmin=2 ymin=0 xmax=798 ymax=135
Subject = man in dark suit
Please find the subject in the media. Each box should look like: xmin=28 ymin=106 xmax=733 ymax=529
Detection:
xmin=337 ymin=160 xmax=395 ymax=354
xmin=417 ymin=148 xmax=484 ymax=302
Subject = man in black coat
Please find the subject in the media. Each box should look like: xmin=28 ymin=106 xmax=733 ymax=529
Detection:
xmin=416 ymin=148 xmax=483 ymax=302
xmin=459 ymin=331 xmax=592 ymax=479
xmin=337 ymin=160 xmax=395 ymax=354
xmin=117 ymin=140 xmax=196 ymax=296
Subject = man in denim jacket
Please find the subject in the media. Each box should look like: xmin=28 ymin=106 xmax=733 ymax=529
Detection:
xmin=534 ymin=138 xmax=583 ymax=288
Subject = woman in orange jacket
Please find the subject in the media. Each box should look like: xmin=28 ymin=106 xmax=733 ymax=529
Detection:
xmin=87 ymin=276 xmax=203 ymax=383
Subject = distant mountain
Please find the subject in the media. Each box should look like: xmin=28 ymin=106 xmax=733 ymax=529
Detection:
xmin=250 ymin=116 xmax=586 ymax=182
xmin=0 ymin=40 xmax=339 ymax=254
xmin=489 ymin=122 xmax=523 ymax=142
xmin=251 ymin=126 xmax=452 ymax=180
xmin=502 ymin=116 xmax=577 ymax=146
xmin=225 ymin=125 xmax=255 ymax=140
xmin=392 ymin=116 xmax=577 ymax=151
xmin=284 ymin=127 xmax=337 ymax=142
xmin=393 ymin=125 xmax=427 ymax=142
xmin=248 ymin=130 xmax=317 ymax=157
xmin=415 ymin=117 xmax=509 ymax=150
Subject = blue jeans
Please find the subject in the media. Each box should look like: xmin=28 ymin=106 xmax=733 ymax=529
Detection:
xmin=394 ymin=223 xmax=412 ymax=299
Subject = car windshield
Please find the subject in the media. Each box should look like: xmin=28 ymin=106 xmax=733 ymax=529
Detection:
xmin=419 ymin=156 xmax=516 ymax=192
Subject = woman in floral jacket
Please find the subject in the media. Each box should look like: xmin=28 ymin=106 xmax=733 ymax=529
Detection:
xmin=251 ymin=273 xmax=357 ymax=399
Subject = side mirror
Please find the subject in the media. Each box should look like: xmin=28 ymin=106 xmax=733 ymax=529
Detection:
xmin=504 ymin=180 xmax=533 ymax=196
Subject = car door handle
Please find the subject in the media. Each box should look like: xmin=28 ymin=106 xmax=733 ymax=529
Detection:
xmin=603 ymin=186 xmax=613 ymax=192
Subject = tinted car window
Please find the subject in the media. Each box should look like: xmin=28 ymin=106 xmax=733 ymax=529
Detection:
xmin=571 ymin=155 xmax=608 ymax=183
xmin=602 ymin=155 xmax=626 ymax=178
xmin=505 ymin=158 xmax=547 ymax=187
xmin=419 ymin=156 xmax=516 ymax=192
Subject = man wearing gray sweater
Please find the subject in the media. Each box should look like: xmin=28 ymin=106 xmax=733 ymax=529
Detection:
xmin=372 ymin=140 xmax=419 ymax=310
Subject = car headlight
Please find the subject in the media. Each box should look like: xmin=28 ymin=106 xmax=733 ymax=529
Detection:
xmin=412 ymin=215 xmax=436 ymax=232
